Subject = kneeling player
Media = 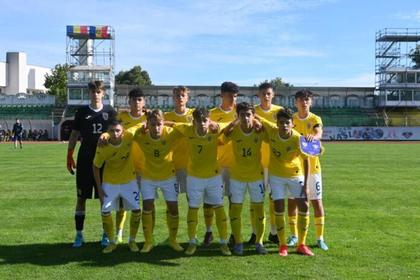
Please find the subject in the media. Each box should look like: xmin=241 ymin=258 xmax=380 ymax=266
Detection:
xmin=173 ymin=108 xmax=231 ymax=256
xmin=262 ymin=108 xmax=314 ymax=256
xmin=93 ymin=120 xmax=141 ymax=254
xmin=223 ymin=102 xmax=266 ymax=255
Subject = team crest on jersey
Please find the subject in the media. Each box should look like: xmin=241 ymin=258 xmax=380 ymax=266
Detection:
xmin=307 ymin=122 xmax=312 ymax=130
xmin=103 ymin=112 xmax=109 ymax=120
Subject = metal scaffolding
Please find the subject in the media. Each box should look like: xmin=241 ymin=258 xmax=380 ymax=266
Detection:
xmin=66 ymin=25 xmax=115 ymax=106
xmin=375 ymin=28 xmax=420 ymax=107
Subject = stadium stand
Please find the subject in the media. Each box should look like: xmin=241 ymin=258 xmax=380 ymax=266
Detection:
xmin=381 ymin=108 xmax=420 ymax=126
xmin=311 ymin=107 xmax=384 ymax=127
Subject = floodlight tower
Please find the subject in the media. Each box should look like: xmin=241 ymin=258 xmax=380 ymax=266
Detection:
xmin=66 ymin=25 xmax=115 ymax=106
xmin=375 ymin=28 xmax=420 ymax=107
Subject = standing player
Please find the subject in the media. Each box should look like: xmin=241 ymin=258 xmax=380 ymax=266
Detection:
xmin=164 ymin=86 xmax=194 ymax=194
xmin=114 ymin=87 xmax=147 ymax=243
xmin=93 ymin=120 xmax=141 ymax=253
xmin=287 ymin=90 xmax=329 ymax=251
xmin=203 ymin=81 xmax=238 ymax=245
xmin=134 ymin=109 xmax=183 ymax=253
xmin=12 ymin=118 xmax=23 ymax=149
xmin=67 ymin=80 xmax=117 ymax=248
xmin=173 ymin=108 xmax=231 ymax=256
xmin=223 ymin=102 xmax=266 ymax=255
xmin=262 ymin=108 xmax=314 ymax=256
xmin=249 ymin=82 xmax=283 ymax=244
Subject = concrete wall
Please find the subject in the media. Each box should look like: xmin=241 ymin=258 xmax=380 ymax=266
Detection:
xmin=27 ymin=65 xmax=50 ymax=92
xmin=0 ymin=62 xmax=6 ymax=89
xmin=6 ymin=52 xmax=27 ymax=94
xmin=1 ymin=52 xmax=50 ymax=95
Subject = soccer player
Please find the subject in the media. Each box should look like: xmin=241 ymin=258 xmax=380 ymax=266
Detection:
xmin=249 ymin=82 xmax=284 ymax=245
xmin=223 ymin=102 xmax=266 ymax=255
xmin=172 ymin=108 xmax=231 ymax=256
xmin=114 ymin=87 xmax=147 ymax=243
xmin=203 ymin=81 xmax=238 ymax=246
xmin=93 ymin=120 xmax=141 ymax=253
xmin=134 ymin=109 xmax=183 ymax=253
xmin=67 ymin=80 xmax=117 ymax=248
xmin=287 ymin=90 xmax=329 ymax=251
xmin=262 ymin=108 xmax=314 ymax=256
xmin=164 ymin=86 xmax=194 ymax=194
xmin=12 ymin=118 xmax=23 ymax=149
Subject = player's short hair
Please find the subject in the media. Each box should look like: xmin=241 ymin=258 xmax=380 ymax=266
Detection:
xmin=173 ymin=86 xmax=190 ymax=95
xmin=88 ymin=80 xmax=105 ymax=92
xmin=193 ymin=107 xmax=209 ymax=121
xmin=295 ymin=89 xmax=313 ymax=100
xmin=128 ymin=87 xmax=145 ymax=99
xmin=146 ymin=109 xmax=163 ymax=122
xmin=258 ymin=82 xmax=273 ymax=91
xmin=276 ymin=108 xmax=294 ymax=120
xmin=236 ymin=102 xmax=255 ymax=115
xmin=221 ymin=81 xmax=239 ymax=94
xmin=108 ymin=119 xmax=122 ymax=128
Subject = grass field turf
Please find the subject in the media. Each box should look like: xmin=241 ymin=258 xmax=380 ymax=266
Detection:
xmin=0 ymin=142 xmax=419 ymax=279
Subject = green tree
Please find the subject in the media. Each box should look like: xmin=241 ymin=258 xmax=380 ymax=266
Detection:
xmin=257 ymin=76 xmax=292 ymax=88
xmin=115 ymin=65 xmax=152 ymax=85
xmin=44 ymin=64 xmax=70 ymax=103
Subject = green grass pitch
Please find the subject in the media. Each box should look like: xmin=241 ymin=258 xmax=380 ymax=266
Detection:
xmin=0 ymin=142 xmax=419 ymax=279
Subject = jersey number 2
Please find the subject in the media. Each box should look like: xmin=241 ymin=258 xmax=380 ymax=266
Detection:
xmin=92 ymin=123 xmax=103 ymax=134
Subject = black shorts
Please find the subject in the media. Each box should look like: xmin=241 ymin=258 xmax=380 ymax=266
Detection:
xmin=76 ymin=156 xmax=102 ymax=199
xmin=13 ymin=135 xmax=22 ymax=141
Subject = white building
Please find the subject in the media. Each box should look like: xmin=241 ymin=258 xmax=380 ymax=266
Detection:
xmin=0 ymin=52 xmax=51 ymax=95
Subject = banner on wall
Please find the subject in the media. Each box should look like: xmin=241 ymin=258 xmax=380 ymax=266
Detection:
xmin=322 ymin=127 xmax=420 ymax=141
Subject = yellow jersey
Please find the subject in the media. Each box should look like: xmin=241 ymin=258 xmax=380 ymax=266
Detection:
xmin=209 ymin=106 xmax=236 ymax=168
xmin=255 ymin=104 xmax=283 ymax=168
xmin=164 ymin=109 xmax=194 ymax=169
xmin=222 ymin=126 xmax=264 ymax=182
xmin=262 ymin=120 xmax=307 ymax=178
xmin=174 ymin=124 xmax=222 ymax=178
xmin=117 ymin=111 xmax=147 ymax=173
xmin=133 ymin=126 xmax=180 ymax=181
xmin=293 ymin=112 xmax=322 ymax=174
xmin=93 ymin=132 xmax=136 ymax=184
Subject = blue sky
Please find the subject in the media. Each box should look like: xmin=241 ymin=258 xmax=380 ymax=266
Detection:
xmin=1 ymin=0 xmax=420 ymax=86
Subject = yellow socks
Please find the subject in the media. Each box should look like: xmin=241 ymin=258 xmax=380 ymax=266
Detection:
xmin=315 ymin=216 xmax=325 ymax=240
xmin=166 ymin=211 xmax=179 ymax=243
xmin=102 ymin=213 xmax=115 ymax=242
xmin=249 ymin=206 xmax=255 ymax=233
xmin=142 ymin=210 xmax=153 ymax=245
xmin=288 ymin=214 xmax=298 ymax=237
xmin=297 ymin=212 xmax=310 ymax=246
xmin=274 ymin=211 xmax=286 ymax=246
xmin=229 ymin=203 xmax=243 ymax=244
xmin=129 ymin=211 xmax=141 ymax=241
xmin=252 ymin=202 xmax=265 ymax=244
xmin=269 ymin=198 xmax=276 ymax=234
xmin=116 ymin=209 xmax=127 ymax=233
xmin=204 ymin=207 xmax=214 ymax=231
xmin=187 ymin=208 xmax=199 ymax=240
xmin=214 ymin=206 xmax=228 ymax=241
